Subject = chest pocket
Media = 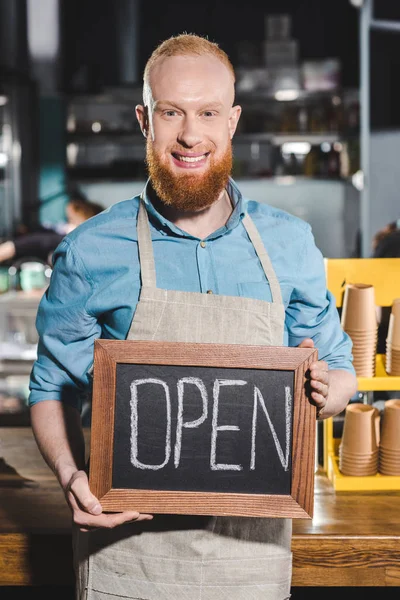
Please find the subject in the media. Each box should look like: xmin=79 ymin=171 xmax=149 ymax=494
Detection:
xmin=237 ymin=281 xmax=272 ymax=302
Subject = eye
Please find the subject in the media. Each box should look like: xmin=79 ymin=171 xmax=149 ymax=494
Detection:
xmin=163 ymin=110 xmax=179 ymax=117
xmin=203 ymin=111 xmax=216 ymax=117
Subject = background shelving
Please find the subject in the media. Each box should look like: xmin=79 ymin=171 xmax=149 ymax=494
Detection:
xmin=322 ymin=257 xmax=400 ymax=491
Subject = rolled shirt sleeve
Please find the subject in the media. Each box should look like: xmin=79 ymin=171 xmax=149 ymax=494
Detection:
xmin=286 ymin=226 xmax=355 ymax=375
xmin=29 ymin=237 xmax=101 ymax=411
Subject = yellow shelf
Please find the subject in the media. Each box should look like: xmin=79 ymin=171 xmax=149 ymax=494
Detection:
xmin=327 ymin=453 xmax=400 ymax=491
xmin=324 ymin=258 xmax=400 ymax=308
xmin=323 ymin=411 xmax=400 ymax=491
xmin=322 ymin=259 xmax=400 ymax=490
xmin=357 ymin=354 xmax=400 ymax=391
xmin=323 ymin=259 xmax=400 ymax=391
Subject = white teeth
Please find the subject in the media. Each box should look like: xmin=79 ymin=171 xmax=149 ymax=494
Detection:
xmin=177 ymin=155 xmax=205 ymax=163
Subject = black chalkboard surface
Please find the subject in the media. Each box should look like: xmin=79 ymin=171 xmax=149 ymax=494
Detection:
xmin=113 ymin=364 xmax=293 ymax=495
xmin=89 ymin=340 xmax=317 ymax=518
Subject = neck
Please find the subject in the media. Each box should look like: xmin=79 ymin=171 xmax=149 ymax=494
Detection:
xmin=151 ymin=188 xmax=233 ymax=239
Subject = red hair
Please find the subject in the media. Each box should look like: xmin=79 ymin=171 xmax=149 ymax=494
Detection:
xmin=143 ymin=33 xmax=235 ymax=99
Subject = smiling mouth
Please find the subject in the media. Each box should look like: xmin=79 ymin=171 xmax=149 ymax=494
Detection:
xmin=172 ymin=152 xmax=210 ymax=163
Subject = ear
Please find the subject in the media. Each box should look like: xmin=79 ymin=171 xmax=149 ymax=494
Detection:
xmin=228 ymin=105 xmax=242 ymax=139
xmin=135 ymin=104 xmax=148 ymax=137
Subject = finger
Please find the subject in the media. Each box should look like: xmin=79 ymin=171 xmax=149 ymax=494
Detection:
xmin=79 ymin=514 xmax=154 ymax=533
xmin=297 ymin=338 xmax=314 ymax=349
xmin=108 ymin=511 xmax=153 ymax=526
xmin=69 ymin=473 xmax=102 ymax=515
xmin=68 ymin=489 xmax=152 ymax=523
xmin=73 ymin=510 xmax=141 ymax=529
xmin=309 ymin=361 xmax=328 ymax=372
xmin=133 ymin=513 xmax=153 ymax=521
xmin=74 ymin=510 xmax=153 ymax=531
xmin=310 ymin=380 xmax=329 ymax=397
xmin=310 ymin=369 xmax=329 ymax=385
xmin=67 ymin=489 xmax=103 ymax=522
xmin=310 ymin=391 xmax=326 ymax=406
xmin=66 ymin=474 xmax=154 ymax=529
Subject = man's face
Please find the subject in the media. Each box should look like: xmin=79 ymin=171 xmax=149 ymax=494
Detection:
xmin=136 ymin=54 xmax=241 ymax=211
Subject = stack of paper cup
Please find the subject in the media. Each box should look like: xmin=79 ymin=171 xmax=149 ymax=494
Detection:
xmin=385 ymin=299 xmax=400 ymax=376
xmin=341 ymin=283 xmax=378 ymax=377
xmin=338 ymin=403 xmax=379 ymax=476
xmin=379 ymin=399 xmax=400 ymax=475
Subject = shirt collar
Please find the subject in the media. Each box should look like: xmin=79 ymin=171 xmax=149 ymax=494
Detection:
xmin=140 ymin=177 xmax=247 ymax=239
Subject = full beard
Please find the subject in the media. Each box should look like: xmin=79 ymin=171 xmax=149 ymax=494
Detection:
xmin=145 ymin=139 xmax=232 ymax=212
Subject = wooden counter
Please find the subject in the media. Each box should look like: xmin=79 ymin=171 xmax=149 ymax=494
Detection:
xmin=1 ymin=427 xmax=400 ymax=587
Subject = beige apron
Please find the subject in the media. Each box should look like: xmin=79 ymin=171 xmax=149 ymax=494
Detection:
xmin=74 ymin=198 xmax=292 ymax=600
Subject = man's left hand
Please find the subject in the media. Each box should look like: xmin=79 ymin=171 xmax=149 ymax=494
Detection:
xmin=297 ymin=338 xmax=329 ymax=415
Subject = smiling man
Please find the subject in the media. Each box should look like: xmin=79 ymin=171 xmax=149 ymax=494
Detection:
xmin=29 ymin=34 xmax=357 ymax=600
xmin=137 ymin=48 xmax=240 ymax=217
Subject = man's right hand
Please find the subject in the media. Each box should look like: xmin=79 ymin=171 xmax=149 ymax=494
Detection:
xmin=30 ymin=401 xmax=153 ymax=532
xmin=65 ymin=470 xmax=153 ymax=532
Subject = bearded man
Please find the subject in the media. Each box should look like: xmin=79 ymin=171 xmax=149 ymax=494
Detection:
xmin=29 ymin=33 xmax=357 ymax=600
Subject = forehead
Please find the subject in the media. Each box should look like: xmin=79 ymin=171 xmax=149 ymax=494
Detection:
xmin=148 ymin=54 xmax=234 ymax=106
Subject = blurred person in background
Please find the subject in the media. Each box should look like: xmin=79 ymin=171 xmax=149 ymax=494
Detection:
xmin=0 ymin=197 xmax=104 ymax=266
xmin=372 ymin=219 xmax=400 ymax=258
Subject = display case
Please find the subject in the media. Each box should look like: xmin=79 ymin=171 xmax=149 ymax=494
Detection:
xmin=0 ymin=288 xmax=45 ymax=425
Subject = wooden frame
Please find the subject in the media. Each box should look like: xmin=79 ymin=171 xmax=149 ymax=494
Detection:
xmin=89 ymin=340 xmax=317 ymax=519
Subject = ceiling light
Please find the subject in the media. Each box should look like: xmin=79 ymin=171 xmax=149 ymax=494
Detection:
xmin=274 ymin=90 xmax=300 ymax=101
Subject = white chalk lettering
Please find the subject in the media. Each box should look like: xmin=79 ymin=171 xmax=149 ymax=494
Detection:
xmin=210 ymin=379 xmax=247 ymax=471
xmin=174 ymin=377 xmax=208 ymax=468
xmin=130 ymin=378 xmax=171 ymax=470
xmin=250 ymin=385 xmax=292 ymax=471
xmin=128 ymin=375 xmax=292 ymax=474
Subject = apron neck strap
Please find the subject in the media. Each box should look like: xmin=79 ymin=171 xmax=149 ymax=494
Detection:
xmin=241 ymin=214 xmax=283 ymax=305
xmin=138 ymin=195 xmax=283 ymax=304
xmin=137 ymin=196 xmax=157 ymax=288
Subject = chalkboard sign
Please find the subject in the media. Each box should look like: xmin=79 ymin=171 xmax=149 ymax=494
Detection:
xmin=89 ymin=340 xmax=317 ymax=519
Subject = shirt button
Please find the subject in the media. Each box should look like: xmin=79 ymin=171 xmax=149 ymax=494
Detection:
xmin=206 ymin=289 xmax=213 ymax=294
xmin=200 ymin=241 xmax=206 ymax=248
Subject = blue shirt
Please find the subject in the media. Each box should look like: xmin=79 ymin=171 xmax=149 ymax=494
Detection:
xmin=29 ymin=178 xmax=355 ymax=410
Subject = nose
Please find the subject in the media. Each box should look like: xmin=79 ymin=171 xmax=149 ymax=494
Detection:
xmin=177 ymin=116 xmax=203 ymax=148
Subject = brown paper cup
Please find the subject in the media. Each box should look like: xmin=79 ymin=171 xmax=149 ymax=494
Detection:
xmin=340 ymin=403 xmax=379 ymax=455
xmin=387 ymin=312 xmax=400 ymax=350
xmin=339 ymin=447 xmax=378 ymax=461
xmin=354 ymin=366 xmax=376 ymax=377
xmin=380 ymin=399 xmax=400 ymax=451
xmin=352 ymin=350 xmax=376 ymax=359
xmin=379 ymin=455 xmax=400 ymax=467
xmin=351 ymin=339 xmax=377 ymax=345
xmin=374 ymin=409 xmax=381 ymax=446
xmin=346 ymin=328 xmax=378 ymax=337
xmin=380 ymin=446 xmax=400 ymax=457
xmin=339 ymin=458 xmax=379 ymax=473
xmin=341 ymin=284 xmax=378 ymax=332
xmin=339 ymin=462 xmax=378 ymax=476
xmin=386 ymin=343 xmax=400 ymax=355
xmin=379 ymin=464 xmax=400 ymax=476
